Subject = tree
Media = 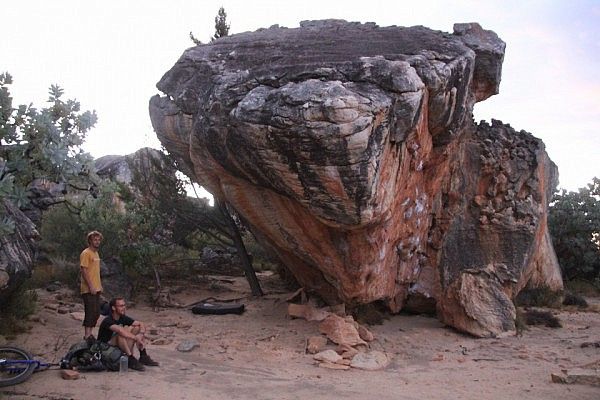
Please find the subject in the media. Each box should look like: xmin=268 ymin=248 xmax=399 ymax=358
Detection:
xmin=548 ymin=177 xmax=600 ymax=282
xmin=212 ymin=7 xmax=230 ymax=41
xmin=0 ymin=73 xmax=97 ymax=236
xmin=189 ymin=6 xmax=230 ymax=45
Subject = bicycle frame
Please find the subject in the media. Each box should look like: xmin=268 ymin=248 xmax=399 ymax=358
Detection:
xmin=0 ymin=358 xmax=48 ymax=373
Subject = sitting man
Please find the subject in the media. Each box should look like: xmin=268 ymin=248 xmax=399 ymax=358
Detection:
xmin=97 ymin=297 xmax=159 ymax=371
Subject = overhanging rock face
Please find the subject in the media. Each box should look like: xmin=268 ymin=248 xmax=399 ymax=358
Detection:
xmin=150 ymin=20 xmax=562 ymax=337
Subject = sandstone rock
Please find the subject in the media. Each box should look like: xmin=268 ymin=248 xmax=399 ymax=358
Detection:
xmin=350 ymin=351 xmax=390 ymax=370
xmin=152 ymin=338 xmax=174 ymax=346
xmin=306 ymin=336 xmax=328 ymax=354
xmin=337 ymin=345 xmax=359 ymax=360
xmin=151 ymin=20 xmax=561 ymax=337
xmin=0 ymin=199 xmax=38 ymax=303
xmin=177 ymin=339 xmax=199 ymax=352
xmin=318 ymin=361 xmax=350 ymax=370
xmin=313 ymin=349 xmax=342 ymax=364
xmin=319 ymin=315 xmax=366 ymax=347
xmin=70 ymin=312 xmax=85 ymax=322
xmin=61 ymin=369 xmax=80 ymax=380
xmin=551 ymin=369 xmax=600 ymax=386
xmin=357 ymin=324 xmax=375 ymax=342
xmin=288 ymin=303 xmax=331 ymax=321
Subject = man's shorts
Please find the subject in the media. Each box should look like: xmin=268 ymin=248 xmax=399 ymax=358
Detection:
xmin=82 ymin=293 xmax=100 ymax=327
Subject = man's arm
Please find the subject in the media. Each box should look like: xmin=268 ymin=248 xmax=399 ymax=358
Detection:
xmin=131 ymin=320 xmax=146 ymax=334
xmin=110 ymin=324 xmax=144 ymax=344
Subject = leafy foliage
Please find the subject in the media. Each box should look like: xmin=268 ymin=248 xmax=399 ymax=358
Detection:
xmin=548 ymin=177 xmax=600 ymax=282
xmin=212 ymin=7 xmax=230 ymax=41
xmin=189 ymin=6 xmax=230 ymax=45
xmin=0 ymin=72 xmax=97 ymax=236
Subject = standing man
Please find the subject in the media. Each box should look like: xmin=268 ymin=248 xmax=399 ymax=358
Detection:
xmin=97 ymin=297 xmax=159 ymax=371
xmin=80 ymin=230 xmax=103 ymax=341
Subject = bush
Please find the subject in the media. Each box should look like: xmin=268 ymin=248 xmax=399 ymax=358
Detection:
xmin=0 ymin=285 xmax=37 ymax=337
xmin=514 ymin=286 xmax=563 ymax=308
xmin=549 ymin=177 xmax=600 ymax=282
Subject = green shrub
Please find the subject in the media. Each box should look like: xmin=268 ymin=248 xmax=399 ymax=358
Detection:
xmin=514 ymin=286 xmax=563 ymax=308
xmin=549 ymin=177 xmax=600 ymax=283
xmin=0 ymin=285 xmax=37 ymax=336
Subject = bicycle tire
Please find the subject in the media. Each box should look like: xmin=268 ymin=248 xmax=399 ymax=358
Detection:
xmin=0 ymin=346 xmax=36 ymax=387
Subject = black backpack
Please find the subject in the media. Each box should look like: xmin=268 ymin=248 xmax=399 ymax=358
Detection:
xmin=89 ymin=341 xmax=122 ymax=371
xmin=61 ymin=340 xmax=104 ymax=371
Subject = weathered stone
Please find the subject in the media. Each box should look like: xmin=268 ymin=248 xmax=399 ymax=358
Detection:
xmin=151 ymin=20 xmax=561 ymax=337
xmin=357 ymin=324 xmax=375 ymax=342
xmin=350 ymin=351 xmax=390 ymax=370
xmin=551 ymin=369 xmax=600 ymax=386
xmin=61 ymin=369 xmax=80 ymax=380
xmin=319 ymin=314 xmax=366 ymax=347
xmin=0 ymin=200 xmax=38 ymax=303
xmin=313 ymin=349 xmax=342 ymax=364
xmin=70 ymin=312 xmax=85 ymax=322
xmin=177 ymin=339 xmax=199 ymax=352
xmin=306 ymin=336 xmax=328 ymax=354
xmin=152 ymin=338 xmax=174 ymax=346
xmin=318 ymin=361 xmax=350 ymax=370
xmin=288 ymin=303 xmax=331 ymax=322
xmin=337 ymin=345 xmax=359 ymax=360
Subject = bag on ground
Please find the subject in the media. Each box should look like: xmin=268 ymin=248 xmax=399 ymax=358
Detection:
xmin=90 ymin=341 xmax=122 ymax=371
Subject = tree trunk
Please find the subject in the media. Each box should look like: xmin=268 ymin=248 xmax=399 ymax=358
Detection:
xmin=216 ymin=198 xmax=264 ymax=296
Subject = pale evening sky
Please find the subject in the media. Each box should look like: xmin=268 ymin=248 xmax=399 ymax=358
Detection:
xmin=2 ymin=0 xmax=598 ymax=192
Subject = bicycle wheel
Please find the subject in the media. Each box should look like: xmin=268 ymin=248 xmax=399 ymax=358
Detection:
xmin=0 ymin=346 xmax=36 ymax=387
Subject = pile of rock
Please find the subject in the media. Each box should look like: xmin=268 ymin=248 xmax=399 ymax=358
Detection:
xmin=289 ymin=302 xmax=389 ymax=371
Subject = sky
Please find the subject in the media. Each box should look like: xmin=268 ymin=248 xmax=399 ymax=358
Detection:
xmin=1 ymin=0 xmax=598 ymax=192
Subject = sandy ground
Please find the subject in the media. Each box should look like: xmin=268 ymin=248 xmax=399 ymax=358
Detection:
xmin=1 ymin=272 xmax=599 ymax=400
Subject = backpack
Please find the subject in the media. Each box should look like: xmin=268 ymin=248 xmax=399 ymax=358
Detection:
xmin=61 ymin=340 xmax=104 ymax=371
xmin=89 ymin=341 xmax=122 ymax=371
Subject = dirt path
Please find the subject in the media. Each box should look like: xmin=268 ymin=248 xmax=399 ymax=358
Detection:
xmin=1 ymin=273 xmax=599 ymax=400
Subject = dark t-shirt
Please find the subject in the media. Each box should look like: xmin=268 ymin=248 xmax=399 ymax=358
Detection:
xmin=98 ymin=314 xmax=135 ymax=343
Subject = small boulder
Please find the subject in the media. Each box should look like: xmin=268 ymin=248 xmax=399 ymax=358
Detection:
xmin=70 ymin=312 xmax=85 ymax=321
xmin=306 ymin=336 xmax=328 ymax=354
xmin=551 ymin=369 xmax=600 ymax=386
xmin=288 ymin=303 xmax=331 ymax=321
xmin=177 ymin=339 xmax=199 ymax=352
xmin=61 ymin=369 xmax=80 ymax=380
xmin=313 ymin=349 xmax=342 ymax=364
xmin=319 ymin=314 xmax=366 ymax=347
xmin=357 ymin=324 xmax=374 ymax=342
xmin=350 ymin=351 xmax=389 ymax=371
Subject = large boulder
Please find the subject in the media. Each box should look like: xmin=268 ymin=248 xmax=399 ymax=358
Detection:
xmin=149 ymin=20 xmax=562 ymax=337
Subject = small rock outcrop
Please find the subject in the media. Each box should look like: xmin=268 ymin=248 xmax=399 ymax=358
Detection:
xmin=0 ymin=199 xmax=38 ymax=303
xmin=150 ymin=20 xmax=562 ymax=337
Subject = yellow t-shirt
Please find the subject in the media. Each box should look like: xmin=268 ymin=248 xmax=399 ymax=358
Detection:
xmin=80 ymin=248 xmax=102 ymax=294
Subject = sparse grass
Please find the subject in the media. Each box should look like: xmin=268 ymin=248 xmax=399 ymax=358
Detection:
xmin=562 ymin=291 xmax=588 ymax=308
xmin=514 ymin=286 xmax=563 ymax=308
xmin=0 ymin=285 xmax=37 ymax=337
xmin=565 ymin=279 xmax=600 ymax=298
xmin=29 ymin=256 xmax=79 ymax=290
xmin=522 ymin=309 xmax=562 ymax=328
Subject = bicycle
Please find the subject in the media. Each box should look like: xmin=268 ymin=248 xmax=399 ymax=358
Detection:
xmin=0 ymin=346 xmax=58 ymax=387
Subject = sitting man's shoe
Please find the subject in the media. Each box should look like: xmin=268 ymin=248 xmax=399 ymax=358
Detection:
xmin=139 ymin=353 xmax=159 ymax=367
xmin=85 ymin=335 xmax=96 ymax=346
xmin=128 ymin=355 xmax=145 ymax=371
